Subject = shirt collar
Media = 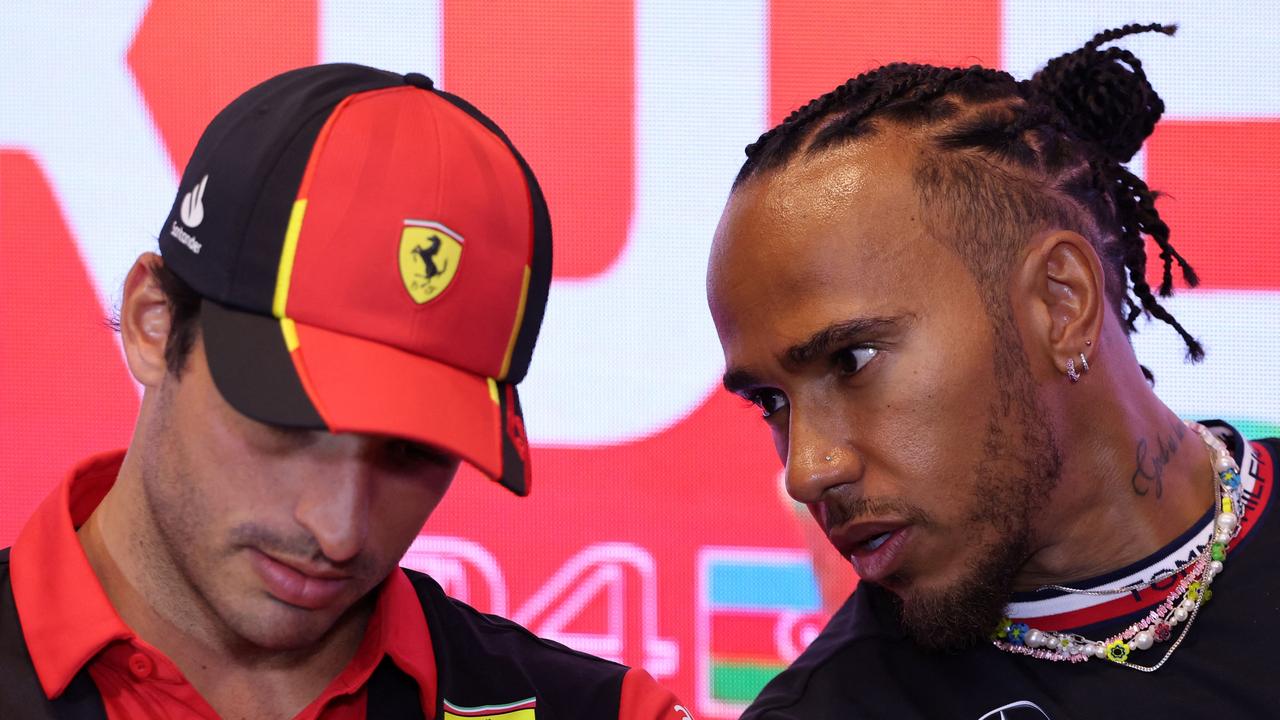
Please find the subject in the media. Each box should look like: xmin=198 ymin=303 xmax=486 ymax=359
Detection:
xmin=11 ymin=450 xmax=134 ymax=698
xmin=348 ymin=568 xmax=438 ymax=712
xmin=11 ymin=450 xmax=438 ymax=710
xmin=1005 ymin=421 xmax=1267 ymax=629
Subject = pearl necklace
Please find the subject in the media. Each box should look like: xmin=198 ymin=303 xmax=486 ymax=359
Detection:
xmin=991 ymin=421 xmax=1243 ymax=671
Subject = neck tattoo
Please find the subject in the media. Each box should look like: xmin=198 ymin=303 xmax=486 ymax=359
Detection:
xmin=991 ymin=421 xmax=1242 ymax=671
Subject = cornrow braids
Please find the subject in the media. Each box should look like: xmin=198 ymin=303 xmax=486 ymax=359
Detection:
xmin=736 ymin=23 xmax=1203 ymax=370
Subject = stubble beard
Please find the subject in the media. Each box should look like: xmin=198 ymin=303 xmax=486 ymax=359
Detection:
xmin=891 ymin=313 xmax=1063 ymax=653
xmin=137 ymin=387 xmax=358 ymax=654
xmin=136 ymin=407 xmax=266 ymax=652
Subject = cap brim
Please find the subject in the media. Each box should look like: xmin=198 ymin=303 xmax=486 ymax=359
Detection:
xmin=201 ymin=300 xmax=530 ymax=495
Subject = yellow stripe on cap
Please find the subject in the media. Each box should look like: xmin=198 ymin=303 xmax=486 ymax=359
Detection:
xmin=280 ymin=317 xmax=300 ymax=352
xmin=487 ymin=377 xmax=499 ymax=405
xmin=498 ymin=266 xmax=532 ymax=380
xmin=275 ymin=316 xmax=334 ymax=426
xmin=272 ymin=199 xmax=308 ymax=318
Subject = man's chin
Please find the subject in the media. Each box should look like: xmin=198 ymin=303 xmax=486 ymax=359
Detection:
xmin=219 ymin=596 xmax=361 ymax=653
xmin=891 ymin=581 xmax=1009 ymax=653
xmin=881 ymin=552 xmax=1019 ymax=654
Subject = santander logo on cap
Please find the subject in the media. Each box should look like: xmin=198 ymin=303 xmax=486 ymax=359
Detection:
xmin=180 ymin=174 xmax=208 ymax=228
xmin=169 ymin=174 xmax=207 ymax=254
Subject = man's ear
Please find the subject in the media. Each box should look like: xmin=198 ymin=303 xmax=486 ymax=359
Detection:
xmin=1014 ymin=230 xmax=1105 ymax=377
xmin=119 ymin=253 xmax=172 ymax=389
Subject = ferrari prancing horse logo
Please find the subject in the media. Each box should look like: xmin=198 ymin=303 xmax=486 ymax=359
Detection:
xmin=399 ymin=219 xmax=463 ymax=304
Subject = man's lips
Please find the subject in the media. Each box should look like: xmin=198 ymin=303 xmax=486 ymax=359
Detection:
xmin=828 ymin=520 xmax=913 ymax=584
xmin=249 ymin=549 xmax=353 ymax=610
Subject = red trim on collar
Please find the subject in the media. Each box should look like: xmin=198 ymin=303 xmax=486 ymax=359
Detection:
xmin=10 ymin=450 xmax=133 ymax=698
xmin=296 ymin=568 xmax=438 ymax=716
xmin=1017 ymin=578 xmax=1186 ymax=633
xmin=380 ymin=570 xmax=437 ymax=710
xmin=10 ymin=450 xmax=438 ymax=715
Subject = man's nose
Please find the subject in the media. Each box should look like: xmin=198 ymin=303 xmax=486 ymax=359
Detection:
xmin=784 ymin=407 xmax=864 ymax=505
xmin=292 ymin=440 xmax=375 ymax=565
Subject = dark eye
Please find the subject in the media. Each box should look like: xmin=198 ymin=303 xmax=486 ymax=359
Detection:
xmin=387 ymin=440 xmax=455 ymax=469
xmin=835 ymin=346 xmax=878 ymax=375
xmin=746 ymin=389 xmax=789 ymax=419
xmin=264 ymin=425 xmax=318 ymax=450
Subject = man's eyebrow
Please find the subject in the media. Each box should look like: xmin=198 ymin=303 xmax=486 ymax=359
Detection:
xmin=721 ymin=316 xmax=911 ymax=393
xmin=785 ymin=316 xmax=907 ymax=366
xmin=722 ymin=368 xmax=762 ymax=395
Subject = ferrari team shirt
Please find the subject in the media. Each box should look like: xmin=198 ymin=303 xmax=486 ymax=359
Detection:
xmin=7 ymin=451 xmax=689 ymax=719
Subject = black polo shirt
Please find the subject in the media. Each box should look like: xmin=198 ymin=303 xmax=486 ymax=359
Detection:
xmin=744 ymin=423 xmax=1279 ymax=719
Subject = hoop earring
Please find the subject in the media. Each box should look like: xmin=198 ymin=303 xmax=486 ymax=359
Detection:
xmin=1079 ymin=352 xmax=1090 ymax=373
xmin=1066 ymin=357 xmax=1080 ymax=383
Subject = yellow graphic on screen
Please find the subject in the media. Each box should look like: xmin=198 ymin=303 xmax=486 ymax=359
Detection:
xmin=399 ymin=220 xmax=463 ymax=304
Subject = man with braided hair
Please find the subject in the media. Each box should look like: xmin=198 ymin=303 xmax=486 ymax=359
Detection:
xmin=708 ymin=25 xmax=1279 ymax=718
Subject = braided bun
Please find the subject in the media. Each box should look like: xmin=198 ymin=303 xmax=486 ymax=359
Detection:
xmin=1031 ymin=23 xmax=1176 ymax=163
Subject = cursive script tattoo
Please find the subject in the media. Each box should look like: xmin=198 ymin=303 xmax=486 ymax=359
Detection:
xmin=1130 ymin=420 xmax=1188 ymax=499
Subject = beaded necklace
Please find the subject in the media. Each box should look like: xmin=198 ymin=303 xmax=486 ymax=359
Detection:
xmin=991 ymin=421 xmax=1243 ymax=671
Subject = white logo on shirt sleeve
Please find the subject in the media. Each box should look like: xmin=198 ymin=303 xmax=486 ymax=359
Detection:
xmin=978 ymin=700 xmax=1052 ymax=719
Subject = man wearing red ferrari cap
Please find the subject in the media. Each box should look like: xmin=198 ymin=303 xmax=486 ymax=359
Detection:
xmin=0 ymin=64 xmax=691 ymax=720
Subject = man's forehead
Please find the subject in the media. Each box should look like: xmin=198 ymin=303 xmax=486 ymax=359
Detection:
xmin=712 ymin=140 xmax=931 ymax=301
xmin=708 ymin=133 xmax=976 ymax=377
xmin=733 ymin=138 xmax=915 ymax=222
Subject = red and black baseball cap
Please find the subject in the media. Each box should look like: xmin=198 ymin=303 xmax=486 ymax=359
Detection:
xmin=157 ymin=64 xmax=551 ymax=496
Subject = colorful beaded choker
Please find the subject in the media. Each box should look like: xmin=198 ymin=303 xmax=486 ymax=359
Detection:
xmin=992 ymin=421 xmax=1243 ymax=671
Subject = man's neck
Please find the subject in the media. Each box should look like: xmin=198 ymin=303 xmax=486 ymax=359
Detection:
xmin=1013 ymin=357 xmax=1216 ymax=591
xmin=77 ymin=452 xmax=370 ymax=720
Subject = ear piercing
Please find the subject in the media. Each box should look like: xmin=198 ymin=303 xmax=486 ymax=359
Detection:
xmin=1067 ymin=344 xmax=1093 ymax=383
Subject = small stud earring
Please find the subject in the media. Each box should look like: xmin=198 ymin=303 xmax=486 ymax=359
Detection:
xmin=1079 ymin=352 xmax=1090 ymax=373
xmin=824 ymin=454 xmax=834 ymax=463
xmin=1066 ymin=357 xmax=1080 ymax=383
